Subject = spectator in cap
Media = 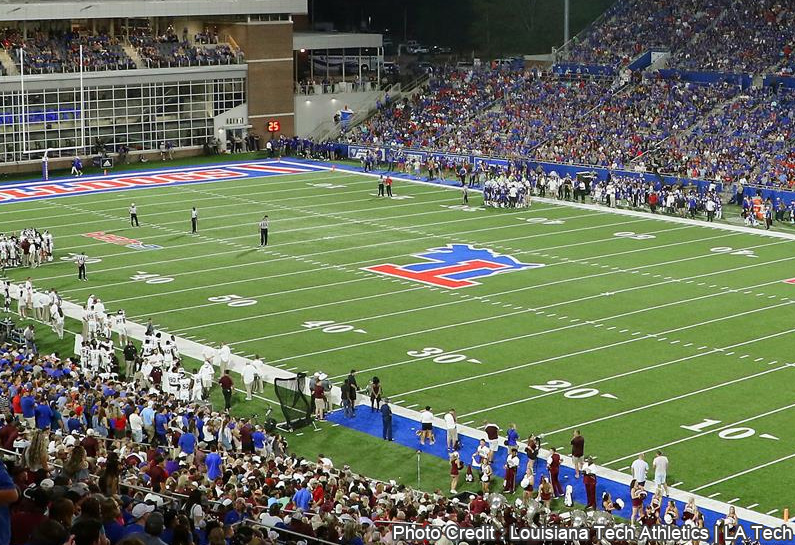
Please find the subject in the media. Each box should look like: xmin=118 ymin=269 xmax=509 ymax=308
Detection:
xmin=125 ymin=511 xmax=167 ymax=545
xmin=123 ymin=503 xmax=154 ymax=537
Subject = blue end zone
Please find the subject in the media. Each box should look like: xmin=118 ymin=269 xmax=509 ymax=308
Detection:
xmin=327 ymin=408 xmax=776 ymax=544
xmin=0 ymin=159 xmax=326 ymax=205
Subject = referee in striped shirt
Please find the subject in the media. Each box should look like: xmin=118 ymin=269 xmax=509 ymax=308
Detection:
xmin=76 ymin=252 xmax=87 ymax=281
xmin=259 ymin=215 xmax=269 ymax=246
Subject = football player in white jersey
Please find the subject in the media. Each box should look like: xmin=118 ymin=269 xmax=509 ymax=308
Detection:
xmin=115 ymin=309 xmax=129 ymax=347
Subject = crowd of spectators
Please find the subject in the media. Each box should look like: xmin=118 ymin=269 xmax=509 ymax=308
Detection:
xmin=564 ymin=0 xmax=727 ymax=68
xmin=346 ymin=66 xmax=795 ymax=189
xmin=0 ymin=28 xmax=241 ymax=73
xmin=649 ymin=86 xmax=795 ymax=187
xmin=1 ymin=30 xmax=135 ymax=74
xmin=532 ymin=78 xmax=740 ymax=169
xmin=564 ymin=0 xmax=794 ymax=76
xmin=350 ymin=67 xmax=524 ymax=153
xmin=129 ymin=31 xmax=242 ymax=69
xmin=670 ymin=0 xmax=794 ymax=74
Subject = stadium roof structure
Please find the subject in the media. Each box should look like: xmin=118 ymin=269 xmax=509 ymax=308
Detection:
xmin=0 ymin=0 xmax=306 ymax=21
xmin=293 ymin=31 xmax=382 ymax=52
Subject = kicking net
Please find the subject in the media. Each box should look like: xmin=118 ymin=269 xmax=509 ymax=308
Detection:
xmin=274 ymin=373 xmax=313 ymax=430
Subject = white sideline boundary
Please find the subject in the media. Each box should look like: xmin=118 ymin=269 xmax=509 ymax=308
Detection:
xmin=280 ymin=160 xmax=795 ymax=242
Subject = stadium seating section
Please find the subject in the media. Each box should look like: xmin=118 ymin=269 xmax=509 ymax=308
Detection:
xmin=1 ymin=28 xmax=243 ymax=73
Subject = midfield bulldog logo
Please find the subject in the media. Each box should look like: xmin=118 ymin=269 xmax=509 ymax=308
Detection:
xmin=363 ymin=244 xmax=543 ymax=289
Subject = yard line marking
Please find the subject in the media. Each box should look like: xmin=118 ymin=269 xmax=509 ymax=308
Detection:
xmin=727 ymin=498 xmax=740 ymax=504
xmin=406 ymin=404 xmax=418 ymax=409
xmin=670 ymin=340 xmax=680 ymax=344
xmin=343 ymin=282 xmax=794 ymax=386
xmin=766 ymin=509 xmax=779 ymax=515
xmin=739 ymin=354 xmax=749 ymax=359
xmin=95 ymin=227 xmax=783 ymax=316
xmin=171 ymin=286 xmax=424 ymax=334
xmin=754 ymin=357 xmax=764 ymax=362
xmin=462 ymin=420 xmax=475 ymax=425
xmin=604 ymin=399 xmax=795 ymax=467
xmin=292 ymin=161 xmax=795 ymax=242
xmin=618 ymin=466 xmax=630 ymax=471
xmin=671 ymin=481 xmax=684 ymax=487
xmin=46 ymin=204 xmax=679 ymax=291
xmin=683 ymin=342 xmax=693 ymax=347
xmin=691 ymin=453 xmax=795 ymax=488
xmin=458 ymin=325 xmax=793 ymax=420
xmin=708 ymin=492 xmax=721 ymax=498
xmin=747 ymin=504 xmax=759 ymax=509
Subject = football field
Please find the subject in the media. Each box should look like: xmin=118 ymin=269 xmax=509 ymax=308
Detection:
xmin=4 ymin=159 xmax=795 ymax=514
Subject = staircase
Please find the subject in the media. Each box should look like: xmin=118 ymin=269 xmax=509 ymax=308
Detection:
xmin=0 ymin=49 xmax=19 ymax=76
xmin=123 ymin=43 xmax=146 ymax=69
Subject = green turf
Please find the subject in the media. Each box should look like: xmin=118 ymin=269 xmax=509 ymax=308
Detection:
xmin=3 ymin=165 xmax=794 ymax=514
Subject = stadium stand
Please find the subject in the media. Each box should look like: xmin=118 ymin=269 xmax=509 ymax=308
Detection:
xmin=564 ymin=0 xmax=793 ymax=76
xmin=346 ymin=66 xmax=794 ymax=189
xmin=0 ymin=28 xmax=241 ymax=74
xmin=2 ymin=30 xmax=136 ymax=73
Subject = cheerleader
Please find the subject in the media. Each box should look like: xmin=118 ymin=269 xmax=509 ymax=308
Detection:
xmin=663 ymin=498 xmax=679 ymax=524
xmin=630 ymin=479 xmax=647 ymax=524
xmin=520 ymin=461 xmax=534 ymax=504
xmin=649 ymin=486 xmax=663 ymax=515
xmin=449 ymin=451 xmax=463 ymax=494
xmin=537 ymin=476 xmax=553 ymax=509
xmin=480 ymin=460 xmax=493 ymax=493
xmin=682 ymin=496 xmax=698 ymax=522
xmin=115 ymin=310 xmax=128 ymax=347
xmin=723 ymin=506 xmax=738 ymax=541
